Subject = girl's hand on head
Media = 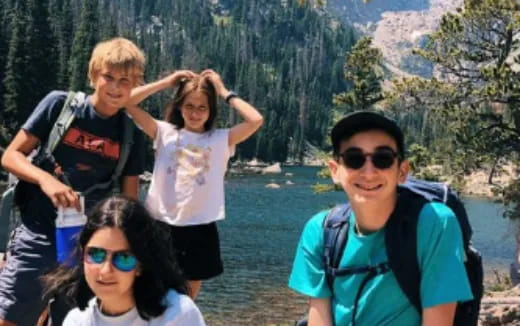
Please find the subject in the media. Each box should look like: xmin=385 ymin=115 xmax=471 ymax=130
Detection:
xmin=167 ymin=70 xmax=196 ymax=87
xmin=201 ymin=69 xmax=227 ymax=97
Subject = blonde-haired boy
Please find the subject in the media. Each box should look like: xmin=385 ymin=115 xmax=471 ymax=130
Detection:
xmin=88 ymin=37 xmax=145 ymax=87
xmin=0 ymin=37 xmax=146 ymax=325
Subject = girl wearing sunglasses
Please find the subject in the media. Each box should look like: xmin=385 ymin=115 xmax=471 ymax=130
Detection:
xmin=43 ymin=196 xmax=206 ymax=325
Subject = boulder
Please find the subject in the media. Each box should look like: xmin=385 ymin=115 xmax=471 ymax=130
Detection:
xmin=140 ymin=171 xmax=152 ymax=183
xmin=247 ymin=158 xmax=261 ymax=166
xmin=262 ymin=163 xmax=282 ymax=174
xmin=480 ymin=285 xmax=520 ymax=325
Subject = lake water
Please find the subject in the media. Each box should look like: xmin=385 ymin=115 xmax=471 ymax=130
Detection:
xmin=193 ymin=166 xmax=517 ymax=325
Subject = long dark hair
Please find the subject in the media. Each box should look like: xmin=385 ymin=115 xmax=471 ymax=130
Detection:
xmin=43 ymin=196 xmax=188 ymax=320
xmin=164 ymin=75 xmax=218 ymax=131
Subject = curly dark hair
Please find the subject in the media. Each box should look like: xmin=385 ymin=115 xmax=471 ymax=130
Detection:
xmin=164 ymin=75 xmax=218 ymax=131
xmin=43 ymin=195 xmax=188 ymax=320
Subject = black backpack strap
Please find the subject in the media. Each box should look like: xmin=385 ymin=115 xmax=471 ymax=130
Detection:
xmin=445 ymin=190 xmax=472 ymax=249
xmin=401 ymin=177 xmax=446 ymax=203
xmin=323 ymin=203 xmax=392 ymax=326
xmin=113 ymin=112 xmax=135 ymax=181
xmin=385 ymin=188 xmax=427 ymax=313
xmin=350 ymin=262 xmax=390 ymax=326
xmin=82 ymin=112 xmax=135 ymax=195
xmin=403 ymin=177 xmax=473 ymax=251
xmin=322 ymin=204 xmax=351 ymax=289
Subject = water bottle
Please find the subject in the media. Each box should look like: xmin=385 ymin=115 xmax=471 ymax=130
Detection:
xmin=55 ymin=195 xmax=86 ymax=266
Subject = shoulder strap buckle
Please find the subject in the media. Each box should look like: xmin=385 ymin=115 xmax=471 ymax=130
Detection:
xmin=373 ymin=262 xmax=390 ymax=275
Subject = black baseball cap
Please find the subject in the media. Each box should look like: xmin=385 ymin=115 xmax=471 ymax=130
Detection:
xmin=331 ymin=111 xmax=405 ymax=157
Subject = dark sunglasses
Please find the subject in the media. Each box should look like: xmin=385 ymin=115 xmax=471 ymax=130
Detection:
xmin=340 ymin=147 xmax=400 ymax=170
xmin=84 ymin=247 xmax=138 ymax=272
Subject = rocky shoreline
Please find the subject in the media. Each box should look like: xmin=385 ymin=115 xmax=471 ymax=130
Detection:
xmin=452 ymin=163 xmax=516 ymax=199
xmin=480 ymin=285 xmax=520 ymax=325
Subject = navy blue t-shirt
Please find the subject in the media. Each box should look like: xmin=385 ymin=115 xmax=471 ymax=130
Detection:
xmin=21 ymin=91 xmax=145 ymax=233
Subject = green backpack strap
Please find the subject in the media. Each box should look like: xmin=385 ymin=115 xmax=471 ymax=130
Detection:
xmin=83 ymin=112 xmax=135 ymax=195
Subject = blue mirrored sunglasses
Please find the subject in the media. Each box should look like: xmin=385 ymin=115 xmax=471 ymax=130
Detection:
xmin=84 ymin=246 xmax=138 ymax=272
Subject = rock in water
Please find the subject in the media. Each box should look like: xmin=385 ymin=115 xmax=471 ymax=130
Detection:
xmin=262 ymin=163 xmax=282 ymax=174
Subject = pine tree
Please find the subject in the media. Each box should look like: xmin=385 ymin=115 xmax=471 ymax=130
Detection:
xmin=100 ymin=0 xmax=118 ymax=40
xmin=69 ymin=0 xmax=99 ymax=91
xmin=24 ymin=0 xmax=58 ymax=106
xmin=0 ymin=0 xmax=10 ymax=146
xmin=391 ymin=0 xmax=520 ymax=219
xmin=334 ymin=36 xmax=384 ymax=111
xmin=3 ymin=2 xmax=29 ymax=139
xmin=53 ymin=0 xmax=74 ymax=88
xmin=0 ymin=0 xmax=7 ymax=115
xmin=2 ymin=0 xmax=57 ymax=145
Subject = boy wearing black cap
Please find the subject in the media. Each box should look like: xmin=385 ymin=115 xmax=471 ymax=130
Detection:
xmin=288 ymin=111 xmax=472 ymax=325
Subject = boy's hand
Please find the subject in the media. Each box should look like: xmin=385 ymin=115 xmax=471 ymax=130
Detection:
xmin=39 ymin=174 xmax=81 ymax=211
xmin=128 ymin=70 xmax=196 ymax=106
xmin=201 ymin=69 xmax=228 ymax=97
xmin=166 ymin=70 xmax=196 ymax=87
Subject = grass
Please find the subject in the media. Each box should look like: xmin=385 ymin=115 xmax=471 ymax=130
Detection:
xmin=485 ymin=269 xmax=513 ymax=293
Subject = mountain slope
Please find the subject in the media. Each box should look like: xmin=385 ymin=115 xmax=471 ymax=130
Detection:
xmin=328 ymin=0 xmax=463 ymax=76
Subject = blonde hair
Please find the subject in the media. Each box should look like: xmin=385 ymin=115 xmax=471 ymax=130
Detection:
xmin=88 ymin=37 xmax=145 ymax=87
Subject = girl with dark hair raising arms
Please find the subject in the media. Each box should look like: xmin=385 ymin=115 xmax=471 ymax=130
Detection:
xmin=126 ymin=69 xmax=263 ymax=299
xmin=44 ymin=196 xmax=206 ymax=325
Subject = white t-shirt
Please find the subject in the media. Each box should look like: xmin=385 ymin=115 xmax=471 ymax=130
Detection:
xmin=62 ymin=290 xmax=206 ymax=326
xmin=145 ymin=121 xmax=235 ymax=226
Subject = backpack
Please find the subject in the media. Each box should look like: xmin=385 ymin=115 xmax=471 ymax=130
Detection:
xmin=0 ymin=91 xmax=135 ymax=250
xmin=296 ymin=177 xmax=483 ymax=326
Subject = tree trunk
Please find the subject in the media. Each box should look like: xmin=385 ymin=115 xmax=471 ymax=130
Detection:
xmin=488 ymin=155 xmax=500 ymax=185
xmin=298 ymin=93 xmax=306 ymax=164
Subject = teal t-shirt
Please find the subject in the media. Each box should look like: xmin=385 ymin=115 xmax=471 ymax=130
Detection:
xmin=288 ymin=202 xmax=473 ymax=326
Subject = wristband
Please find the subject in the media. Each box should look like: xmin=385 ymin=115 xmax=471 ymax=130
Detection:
xmin=225 ymin=91 xmax=239 ymax=104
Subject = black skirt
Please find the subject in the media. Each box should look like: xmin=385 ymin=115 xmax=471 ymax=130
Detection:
xmin=168 ymin=221 xmax=223 ymax=280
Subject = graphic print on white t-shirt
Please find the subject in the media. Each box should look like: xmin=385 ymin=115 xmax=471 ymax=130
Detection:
xmin=146 ymin=121 xmax=233 ymax=226
xmin=173 ymin=143 xmax=211 ymax=186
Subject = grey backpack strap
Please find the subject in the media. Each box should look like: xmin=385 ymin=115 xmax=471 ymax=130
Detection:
xmin=0 ymin=184 xmax=19 ymax=252
xmin=442 ymin=183 xmax=449 ymax=203
xmin=32 ymin=91 xmax=86 ymax=186
xmin=44 ymin=92 xmax=85 ymax=155
xmin=83 ymin=112 xmax=135 ymax=195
